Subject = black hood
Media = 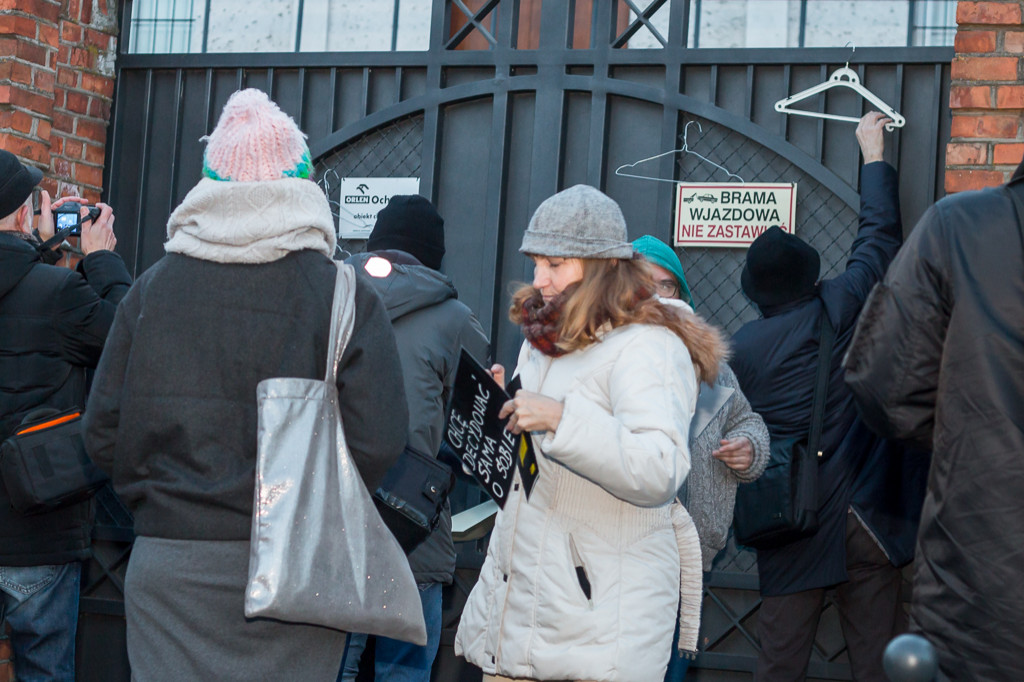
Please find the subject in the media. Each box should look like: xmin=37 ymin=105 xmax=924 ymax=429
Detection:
xmin=0 ymin=232 xmax=41 ymax=299
xmin=347 ymin=251 xmax=457 ymax=321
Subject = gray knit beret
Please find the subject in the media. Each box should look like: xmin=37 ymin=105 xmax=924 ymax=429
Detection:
xmin=520 ymin=184 xmax=633 ymax=259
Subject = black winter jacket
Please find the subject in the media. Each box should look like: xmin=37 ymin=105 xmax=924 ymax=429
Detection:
xmin=83 ymin=251 xmax=408 ymax=541
xmin=731 ymin=161 xmax=927 ymax=596
xmin=0 ymin=232 xmax=132 ymax=565
xmin=349 ymin=250 xmax=490 ymax=584
xmin=845 ymin=170 xmax=1024 ymax=681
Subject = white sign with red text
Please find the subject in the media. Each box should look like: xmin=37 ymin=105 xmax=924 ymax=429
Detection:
xmin=674 ymin=182 xmax=797 ymax=248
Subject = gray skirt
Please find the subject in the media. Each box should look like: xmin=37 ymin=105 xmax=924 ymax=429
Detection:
xmin=125 ymin=536 xmax=346 ymax=682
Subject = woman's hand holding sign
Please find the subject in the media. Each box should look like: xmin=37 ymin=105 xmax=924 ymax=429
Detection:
xmin=500 ymin=390 xmax=564 ymax=435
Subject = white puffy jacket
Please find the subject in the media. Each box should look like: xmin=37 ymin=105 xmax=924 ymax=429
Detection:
xmin=455 ymin=322 xmax=698 ymax=682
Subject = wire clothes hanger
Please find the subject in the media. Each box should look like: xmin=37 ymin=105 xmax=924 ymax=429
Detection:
xmin=774 ymin=44 xmax=905 ymax=130
xmin=614 ymin=120 xmax=745 ymax=185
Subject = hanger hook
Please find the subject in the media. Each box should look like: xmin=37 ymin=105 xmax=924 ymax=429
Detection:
xmin=682 ymin=120 xmax=703 ymax=149
xmin=844 ymin=41 xmax=856 ymax=68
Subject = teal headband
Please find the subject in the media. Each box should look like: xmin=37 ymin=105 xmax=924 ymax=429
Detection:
xmin=632 ymin=235 xmax=694 ymax=307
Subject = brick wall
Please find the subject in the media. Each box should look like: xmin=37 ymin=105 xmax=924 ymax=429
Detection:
xmin=1 ymin=0 xmax=118 ymax=205
xmin=947 ymin=0 xmax=1024 ymax=192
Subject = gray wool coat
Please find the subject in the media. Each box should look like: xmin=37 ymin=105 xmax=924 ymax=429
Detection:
xmin=684 ymin=362 xmax=769 ymax=571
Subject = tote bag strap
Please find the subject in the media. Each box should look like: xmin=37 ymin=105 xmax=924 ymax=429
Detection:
xmin=807 ymin=307 xmax=836 ymax=459
xmin=324 ymin=261 xmax=359 ymax=384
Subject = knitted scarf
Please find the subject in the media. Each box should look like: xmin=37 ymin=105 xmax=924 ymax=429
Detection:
xmin=164 ymin=177 xmax=336 ymax=264
xmin=520 ymin=289 xmax=570 ymax=357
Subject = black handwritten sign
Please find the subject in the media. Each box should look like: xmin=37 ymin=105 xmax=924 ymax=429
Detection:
xmin=445 ymin=350 xmax=518 ymax=507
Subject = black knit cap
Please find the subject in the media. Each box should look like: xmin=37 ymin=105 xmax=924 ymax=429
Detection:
xmin=0 ymin=150 xmax=42 ymax=221
xmin=367 ymin=195 xmax=445 ymax=270
xmin=741 ymin=226 xmax=821 ymax=307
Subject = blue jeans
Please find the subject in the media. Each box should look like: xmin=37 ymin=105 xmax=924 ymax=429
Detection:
xmin=339 ymin=582 xmax=443 ymax=682
xmin=0 ymin=562 xmax=81 ymax=682
xmin=664 ymin=617 xmax=692 ymax=681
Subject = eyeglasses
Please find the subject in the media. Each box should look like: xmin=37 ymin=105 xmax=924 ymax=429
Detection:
xmin=653 ymin=279 xmax=679 ymax=298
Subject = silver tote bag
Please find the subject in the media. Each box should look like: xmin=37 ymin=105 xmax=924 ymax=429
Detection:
xmin=245 ymin=261 xmax=426 ymax=645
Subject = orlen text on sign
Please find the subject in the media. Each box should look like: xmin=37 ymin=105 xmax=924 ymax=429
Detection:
xmin=674 ymin=182 xmax=798 ymax=248
xmin=339 ymin=177 xmax=420 ymax=239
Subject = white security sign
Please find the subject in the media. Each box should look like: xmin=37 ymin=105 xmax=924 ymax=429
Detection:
xmin=338 ymin=177 xmax=421 ymax=239
xmin=674 ymin=182 xmax=798 ymax=248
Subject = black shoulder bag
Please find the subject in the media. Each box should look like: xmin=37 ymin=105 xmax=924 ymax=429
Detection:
xmin=0 ymin=407 xmax=109 ymax=515
xmin=733 ymin=309 xmax=835 ymax=550
xmin=373 ymin=444 xmax=456 ymax=554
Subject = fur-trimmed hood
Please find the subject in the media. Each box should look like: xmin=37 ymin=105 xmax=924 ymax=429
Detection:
xmin=658 ymin=296 xmax=730 ymax=386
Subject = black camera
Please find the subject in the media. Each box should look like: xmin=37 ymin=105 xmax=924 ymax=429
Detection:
xmin=53 ymin=203 xmax=101 ymax=237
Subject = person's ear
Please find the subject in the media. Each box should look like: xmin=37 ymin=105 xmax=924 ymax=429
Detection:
xmin=15 ymin=201 xmax=33 ymax=234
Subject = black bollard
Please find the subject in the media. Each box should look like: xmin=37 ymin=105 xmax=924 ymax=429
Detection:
xmin=883 ymin=634 xmax=938 ymax=682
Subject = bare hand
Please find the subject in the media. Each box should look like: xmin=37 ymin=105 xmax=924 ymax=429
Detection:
xmin=488 ymin=364 xmax=506 ymax=388
xmin=498 ymin=390 xmax=564 ymax=434
xmin=712 ymin=436 xmax=753 ymax=472
xmin=79 ymin=203 xmax=117 ymax=255
xmin=856 ymin=111 xmax=891 ymax=165
xmin=41 ymin=196 xmax=88 ymax=242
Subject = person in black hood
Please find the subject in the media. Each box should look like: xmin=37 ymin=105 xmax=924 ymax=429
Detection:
xmin=0 ymin=149 xmax=131 ymax=682
xmin=341 ymin=195 xmax=490 ymax=682
xmin=730 ymin=113 xmax=928 ymax=681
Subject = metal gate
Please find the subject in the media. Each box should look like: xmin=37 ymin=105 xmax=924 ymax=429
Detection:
xmin=89 ymin=1 xmax=952 ymax=679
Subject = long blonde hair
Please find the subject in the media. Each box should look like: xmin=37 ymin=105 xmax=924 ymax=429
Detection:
xmin=510 ymin=257 xmax=725 ymax=383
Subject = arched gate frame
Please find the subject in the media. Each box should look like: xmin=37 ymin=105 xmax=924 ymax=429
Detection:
xmin=95 ymin=1 xmax=952 ymax=679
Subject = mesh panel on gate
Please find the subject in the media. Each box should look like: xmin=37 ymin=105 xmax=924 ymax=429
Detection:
xmin=673 ymin=115 xmax=858 ymax=336
xmin=315 ymin=115 xmax=425 ymax=257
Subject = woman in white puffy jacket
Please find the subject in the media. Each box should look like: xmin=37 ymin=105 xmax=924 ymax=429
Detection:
xmin=454 ymin=185 xmax=726 ymax=682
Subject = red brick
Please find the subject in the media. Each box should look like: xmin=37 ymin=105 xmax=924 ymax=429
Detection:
xmin=950 ymin=85 xmax=992 ymax=108
xmin=957 ymin=1 xmax=1023 ymax=25
xmin=65 ymin=90 xmax=88 ymax=114
xmin=955 ymin=29 xmax=998 ymax=53
xmin=84 ymin=27 xmax=113 ymax=48
xmin=87 ymin=96 xmax=109 ymax=119
xmin=52 ymin=156 xmax=70 ymax=177
xmin=74 ymin=162 xmax=103 ymax=188
xmin=48 ymin=133 xmax=62 ymax=155
xmin=57 ymin=44 xmax=70 ymax=64
xmin=6 ymin=109 xmax=34 ymax=134
xmin=946 ymin=142 xmax=989 ymax=165
xmin=55 ymin=67 xmax=76 ymax=87
xmin=0 ymin=0 xmax=60 ymax=23
xmin=994 ymin=142 xmax=1024 ymax=164
xmin=8 ymin=86 xmax=53 ymax=114
xmin=60 ymin=20 xmax=82 ymax=43
xmin=51 ymin=109 xmax=73 ymax=133
xmin=37 ymin=22 xmax=58 ymax=47
xmin=996 ymin=85 xmax=1024 ymax=108
xmin=67 ymin=47 xmax=92 ymax=69
xmin=6 ymin=60 xmax=34 ymax=86
xmin=80 ymin=72 xmax=113 ymax=97
xmin=67 ymin=0 xmax=81 ymax=22
xmin=945 ymin=168 xmax=1006 ymax=192
xmin=33 ymin=67 xmax=55 ymax=92
xmin=0 ymin=14 xmax=41 ymax=39
xmin=1006 ymin=31 xmax=1024 ymax=53
xmin=63 ymin=137 xmax=83 ymax=158
xmin=14 ymin=39 xmax=48 ymax=66
xmin=951 ymin=55 xmax=1019 ymax=81
xmin=52 ymin=87 xmax=64 ymax=107
xmin=83 ymin=140 xmax=104 ymax=164
xmin=4 ymin=135 xmax=50 ymax=164
xmin=75 ymin=117 xmax=106 ymax=142
xmin=951 ymin=113 xmax=1021 ymax=138
xmin=35 ymin=116 xmax=50 ymax=140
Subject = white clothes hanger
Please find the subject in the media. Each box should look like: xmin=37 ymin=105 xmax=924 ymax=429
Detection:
xmin=774 ymin=45 xmax=906 ymax=130
xmin=614 ymin=120 xmax=745 ymax=185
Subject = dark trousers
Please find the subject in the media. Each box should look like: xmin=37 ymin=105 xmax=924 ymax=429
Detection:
xmin=755 ymin=513 xmax=907 ymax=682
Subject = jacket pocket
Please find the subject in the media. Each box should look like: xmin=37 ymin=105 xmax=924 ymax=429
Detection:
xmin=567 ymin=533 xmax=594 ymax=607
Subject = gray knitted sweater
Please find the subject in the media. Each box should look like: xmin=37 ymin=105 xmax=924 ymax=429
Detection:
xmin=684 ymin=362 xmax=770 ymax=571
